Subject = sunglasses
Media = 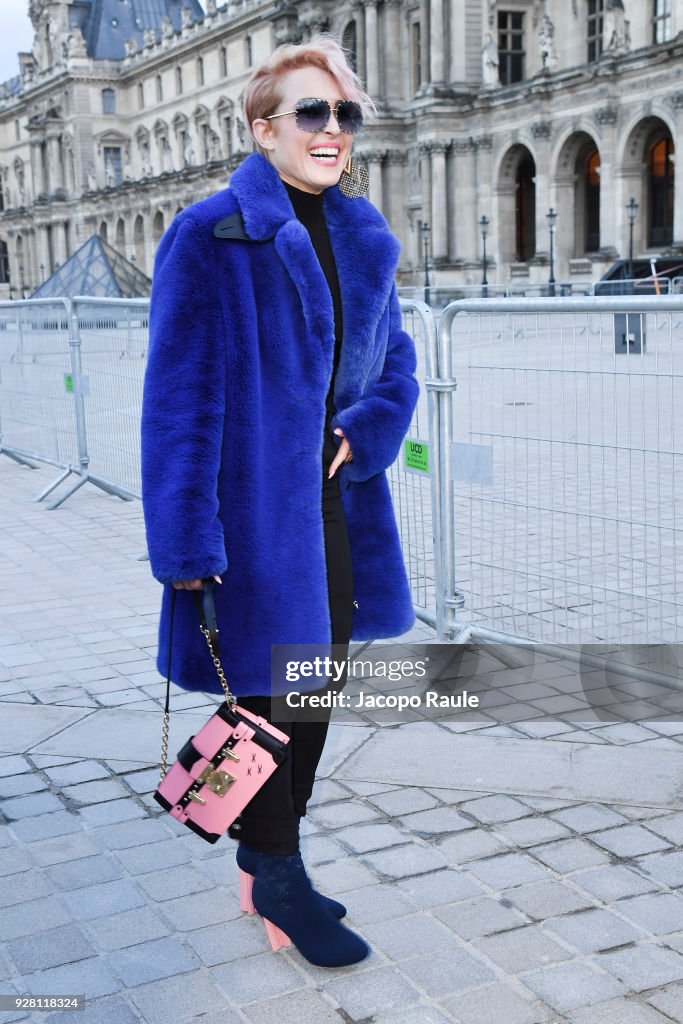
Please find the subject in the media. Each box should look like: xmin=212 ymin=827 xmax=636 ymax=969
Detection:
xmin=265 ymin=97 xmax=364 ymax=135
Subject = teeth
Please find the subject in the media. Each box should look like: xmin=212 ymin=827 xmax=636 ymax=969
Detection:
xmin=310 ymin=149 xmax=338 ymax=157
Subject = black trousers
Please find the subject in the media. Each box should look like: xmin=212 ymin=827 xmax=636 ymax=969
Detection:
xmin=228 ymin=466 xmax=354 ymax=854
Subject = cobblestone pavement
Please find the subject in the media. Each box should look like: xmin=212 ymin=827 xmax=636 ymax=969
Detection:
xmin=1 ymin=458 xmax=683 ymax=1024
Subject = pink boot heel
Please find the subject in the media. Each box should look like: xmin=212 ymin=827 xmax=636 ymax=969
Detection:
xmin=239 ymin=868 xmax=256 ymax=915
xmin=263 ymin=917 xmax=292 ymax=951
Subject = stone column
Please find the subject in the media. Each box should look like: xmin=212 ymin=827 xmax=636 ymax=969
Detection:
xmin=419 ymin=0 xmax=430 ymax=87
xmin=530 ymin=122 xmax=553 ymax=268
xmin=385 ymin=149 xmax=409 ymax=255
xmin=452 ymin=139 xmax=477 ymax=263
xmin=35 ymin=224 xmax=52 ymax=279
xmin=365 ymin=150 xmax=384 ymax=213
xmin=594 ymin=107 xmax=619 ymax=264
xmin=669 ymin=95 xmax=683 ymax=246
xmin=52 ymin=220 xmax=68 ymax=268
xmin=46 ymin=132 xmax=64 ymax=193
xmin=429 ymin=141 xmax=449 ymax=260
xmin=429 ymin=0 xmax=445 ymax=85
xmin=29 ymin=139 xmax=46 ymax=199
xmin=382 ymin=0 xmax=402 ymax=101
xmin=449 ymin=2 xmax=465 ymax=83
xmin=364 ymin=0 xmax=379 ymax=98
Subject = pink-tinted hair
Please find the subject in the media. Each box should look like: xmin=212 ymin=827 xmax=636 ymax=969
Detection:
xmin=243 ymin=34 xmax=377 ymax=154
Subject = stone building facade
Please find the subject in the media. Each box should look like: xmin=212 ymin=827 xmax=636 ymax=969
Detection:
xmin=0 ymin=0 xmax=681 ymax=298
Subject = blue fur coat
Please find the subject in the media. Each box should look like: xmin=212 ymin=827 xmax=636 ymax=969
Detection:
xmin=141 ymin=151 xmax=419 ymax=696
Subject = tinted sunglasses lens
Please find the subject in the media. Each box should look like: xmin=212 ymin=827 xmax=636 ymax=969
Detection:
xmin=337 ymin=101 xmax=363 ymax=134
xmin=295 ymin=99 xmax=331 ymax=132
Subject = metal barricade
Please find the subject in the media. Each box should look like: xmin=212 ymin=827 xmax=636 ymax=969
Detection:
xmin=392 ymin=301 xmax=440 ymax=630
xmin=69 ymin=297 xmax=150 ymax=503
xmin=437 ymin=295 xmax=683 ymax=652
xmin=0 ymin=299 xmax=77 ymax=478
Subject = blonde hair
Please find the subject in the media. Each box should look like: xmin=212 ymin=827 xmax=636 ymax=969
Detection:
xmin=243 ymin=34 xmax=377 ymax=155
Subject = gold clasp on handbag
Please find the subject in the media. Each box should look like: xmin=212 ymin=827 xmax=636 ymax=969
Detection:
xmin=196 ymin=765 xmax=236 ymax=797
xmin=218 ymin=746 xmax=240 ymax=763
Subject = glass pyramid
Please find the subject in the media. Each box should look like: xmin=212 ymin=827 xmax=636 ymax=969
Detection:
xmin=31 ymin=236 xmax=152 ymax=299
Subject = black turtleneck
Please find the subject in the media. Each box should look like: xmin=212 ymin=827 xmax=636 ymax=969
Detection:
xmin=283 ymin=179 xmax=343 ymax=473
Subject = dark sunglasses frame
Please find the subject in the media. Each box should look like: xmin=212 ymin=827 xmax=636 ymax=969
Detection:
xmin=264 ymin=97 xmax=364 ymax=135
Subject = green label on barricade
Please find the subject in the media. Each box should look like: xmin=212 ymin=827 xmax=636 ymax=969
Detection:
xmin=404 ymin=439 xmax=429 ymax=473
xmin=64 ymin=373 xmax=74 ymax=393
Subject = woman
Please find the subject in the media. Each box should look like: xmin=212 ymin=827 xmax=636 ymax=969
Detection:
xmin=141 ymin=35 xmax=419 ymax=968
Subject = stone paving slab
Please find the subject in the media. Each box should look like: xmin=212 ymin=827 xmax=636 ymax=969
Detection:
xmin=336 ymin=720 xmax=683 ymax=808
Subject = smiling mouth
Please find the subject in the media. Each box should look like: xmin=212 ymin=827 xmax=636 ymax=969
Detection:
xmin=309 ymin=148 xmax=340 ymax=164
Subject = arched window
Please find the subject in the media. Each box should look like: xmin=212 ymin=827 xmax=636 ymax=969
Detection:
xmin=116 ymin=218 xmax=126 ymax=251
xmin=99 ymin=221 xmax=108 ymax=242
xmin=245 ymin=35 xmax=252 ymax=67
xmin=138 ymin=82 xmax=144 ymax=110
xmin=342 ymin=21 xmax=358 ymax=72
xmin=153 ymin=211 xmax=164 ymax=244
xmin=220 ymin=45 xmax=228 ymax=77
xmin=197 ymin=56 xmax=204 ymax=86
xmin=648 ymin=132 xmax=674 ymax=247
xmin=156 ymin=74 xmax=163 ymax=102
xmin=175 ymin=65 xmax=183 ymax=95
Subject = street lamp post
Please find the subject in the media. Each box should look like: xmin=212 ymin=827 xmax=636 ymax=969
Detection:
xmin=420 ymin=221 xmax=431 ymax=307
xmin=627 ymin=197 xmax=638 ymax=284
xmin=546 ymin=207 xmax=557 ymax=297
xmin=479 ymin=215 xmax=489 ymax=298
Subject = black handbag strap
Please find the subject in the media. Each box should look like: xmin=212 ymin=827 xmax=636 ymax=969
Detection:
xmin=160 ymin=580 xmax=230 ymax=778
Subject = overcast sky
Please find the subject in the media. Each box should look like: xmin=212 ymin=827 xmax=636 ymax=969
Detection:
xmin=1 ymin=0 xmax=34 ymax=82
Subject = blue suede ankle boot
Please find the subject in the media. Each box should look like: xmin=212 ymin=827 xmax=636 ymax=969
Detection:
xmin=236 ymin=842 xmax=347 ymax=919
xmin=249 ymin=849 xmax=369 ymax=967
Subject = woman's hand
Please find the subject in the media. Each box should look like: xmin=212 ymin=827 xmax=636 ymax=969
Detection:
xmin=328 ymin=428 xmax=353 ymax=478
xmin=172 ymin=575 xmax=222 ymax=590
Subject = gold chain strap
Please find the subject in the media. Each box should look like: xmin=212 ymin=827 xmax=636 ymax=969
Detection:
xmin=158 ymin=607 xmax=236 ymax=783
xmin=199 ymin=623 xmax=237 ymax=707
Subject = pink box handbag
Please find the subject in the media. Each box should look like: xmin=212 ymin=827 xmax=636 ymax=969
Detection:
xmin=154 ymin=581 xmax=290 ymax=844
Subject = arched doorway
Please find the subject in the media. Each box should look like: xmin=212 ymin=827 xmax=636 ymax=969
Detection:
xmin=648 ymin=129 xmax=674 ymax=247
xmin=620 ymin=116 xmax=675 ymax=256
xmin=153 ymin=211 xmax=164 ymax=245
xmin=515 ymin=152 xmax=536 ymax=261
xmin=497 ymin=144 xmax=536 ymax=267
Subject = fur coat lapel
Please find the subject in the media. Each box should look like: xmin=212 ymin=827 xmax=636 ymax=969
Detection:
xmin=228 ymin=153 xmax=401 ymax=412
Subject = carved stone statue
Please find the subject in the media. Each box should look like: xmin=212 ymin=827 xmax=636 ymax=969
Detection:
xmin=140 ymin=143 xmax=153 ymax=178
xmin=124 ymin=37 xmax=139 ymax=57
xmin=181 ymin=6 xmax=194 ymax=30
xmin=208 ymin=130 xmax=222 ymax=161
xmin=87 ymin=163 xmax=97 ymax=191
xmin=123 ymin=147 xmax=133 ymax=181
xmin=236 ymin=117 xmax=246 ymax=147
xmin=604 ymin=0 xmax=630 ymax=54
xmin=161 ymin=16 xmax=174 ymax=40
xmin=162 ymin=139 xmax=174 ymax=173
xmin=183 ymin=136 xmax=196 ymax=167
xmin=67 ymin=28 xmax=87 ymax=58
xmin=206 ymin=0 xmax=217 ymax=14
xmin=104 ymin=157 xmax=116 ymax=188
xmin=143 ymin=28 xmax=157 ymax=48
xmin=539 ymin=14 xmax=559 ymax=71
xmin=482 ymin=33 xmax=499 ymax=87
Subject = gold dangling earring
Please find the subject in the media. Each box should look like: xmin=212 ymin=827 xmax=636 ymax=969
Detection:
xmin=338 ymin=155 xmax=370 ymax=199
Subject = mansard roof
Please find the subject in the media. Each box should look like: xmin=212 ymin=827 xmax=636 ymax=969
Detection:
xmin=70 ymin=0 xmax=205 ymax=61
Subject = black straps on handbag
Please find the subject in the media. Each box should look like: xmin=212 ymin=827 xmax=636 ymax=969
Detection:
xmin=159 ymin=579 xmax=234 ymax=780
